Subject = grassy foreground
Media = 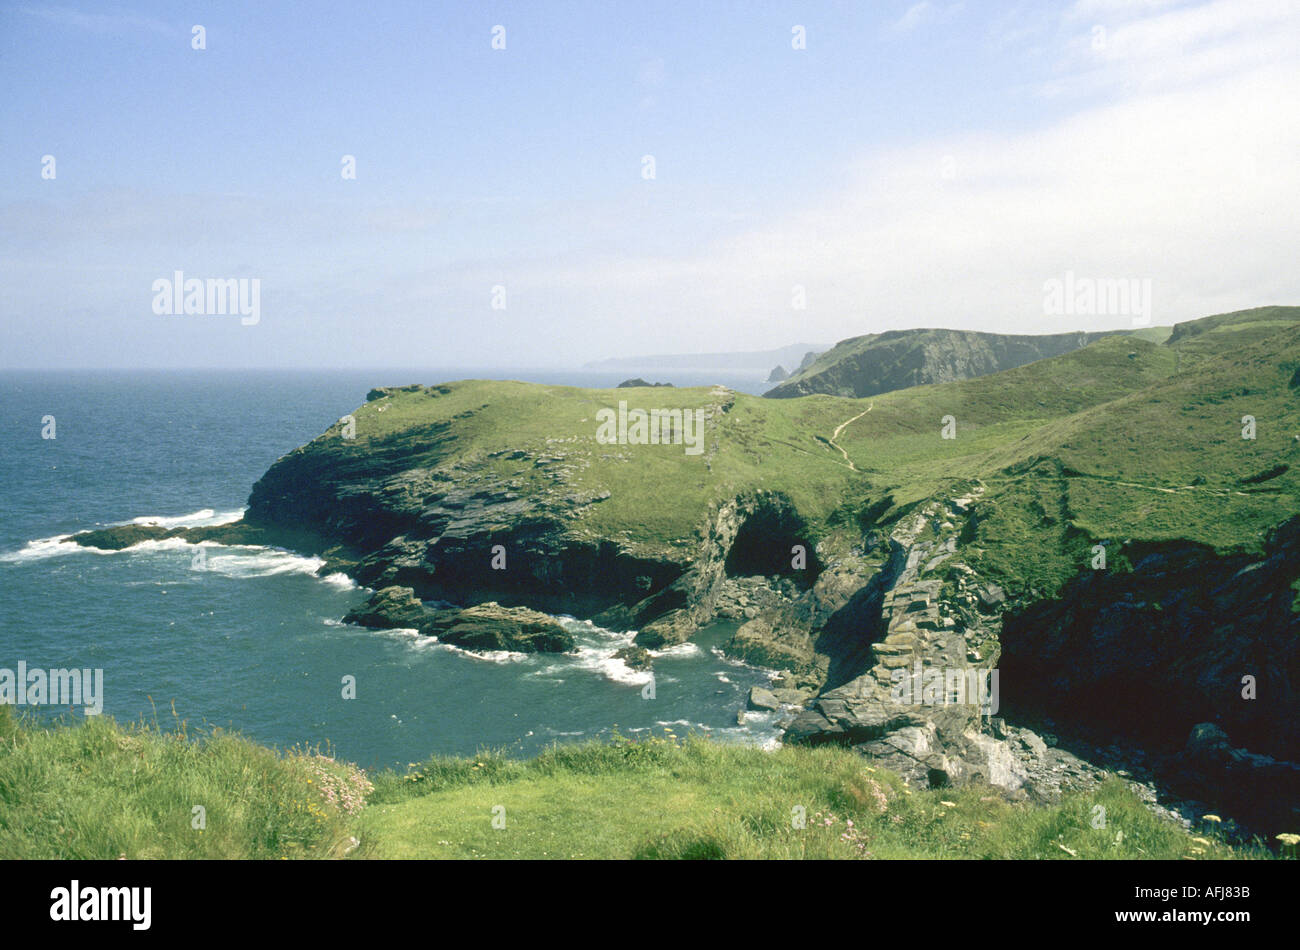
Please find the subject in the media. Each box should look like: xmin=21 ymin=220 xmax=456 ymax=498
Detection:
xmin=0 ymin=707 xmax=1273 ymax=860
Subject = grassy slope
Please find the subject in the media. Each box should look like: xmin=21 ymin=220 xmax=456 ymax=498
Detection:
xmin=315 ymin=341 xmax=1174 ymax=550
xmin=0 ymin=709 xmax=1265 ymax=860
xmin=765 ymin=327 xmax=1123 ymax=397
xmin=0 ymin=707 xmax=367 ymax=859
xmin=318 ymin=308 xmax=1298 ymax=600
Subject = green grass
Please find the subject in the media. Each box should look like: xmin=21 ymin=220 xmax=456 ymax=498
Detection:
xmin=0 ymin=705 xmax=367 ymax=859
xmin=316 ymin=731 xmax=1276 ymax=860
xmin=290 ymin=311 xmax=1298 ymax=605
xmin=0 ymin=709 xmax=1277 ymax=859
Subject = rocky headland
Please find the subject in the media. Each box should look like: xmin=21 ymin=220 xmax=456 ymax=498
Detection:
xmin=69 ymin=307 xmax=1300 ymax=841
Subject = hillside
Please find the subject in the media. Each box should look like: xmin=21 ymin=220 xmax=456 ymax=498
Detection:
xmin=72 ymin=306 xmax=1300 ymax=837
xmin=763 ymin=328 xmax=1121 ymax=398
xmin=0 ymin=708 xmax=1263 ymax=860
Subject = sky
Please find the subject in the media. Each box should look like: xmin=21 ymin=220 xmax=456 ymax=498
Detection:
xmin=2 ymin=0 xmax=1298 ymax=369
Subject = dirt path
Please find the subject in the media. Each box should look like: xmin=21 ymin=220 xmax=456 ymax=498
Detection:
xmin=827 ymin=404 xmax=872 ymax=472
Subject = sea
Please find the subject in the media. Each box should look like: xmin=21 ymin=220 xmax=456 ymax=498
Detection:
xmin=0 ymin=368 xmax=784 ymax=770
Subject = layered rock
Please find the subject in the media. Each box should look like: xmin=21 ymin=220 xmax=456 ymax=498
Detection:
xmin=342 ymin=585 xmax=576 ymax=654
xmin=783 ymin=488 xmax=1043 ymax=792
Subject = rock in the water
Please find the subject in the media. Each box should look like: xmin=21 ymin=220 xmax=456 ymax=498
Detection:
xmin=613 ymin=645 xmax=653 ymax=671
xmin=72 ymin=524 xmax=176 ymax=550
xmin=770 ymin=687 xmax=812 ymax=706
xmin=437 ymin=602 xmax=574 ymax=653
xmin=747 ymin=686 xmax=781 ymax=711
xmin=342 ymin=586 xmax=575 ymax=654
xmin=342 ymin=585 xmax=430 ymax=630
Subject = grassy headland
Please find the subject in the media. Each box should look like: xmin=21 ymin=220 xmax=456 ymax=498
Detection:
xmin=0 ymin=707 xmax=1273 ymax=860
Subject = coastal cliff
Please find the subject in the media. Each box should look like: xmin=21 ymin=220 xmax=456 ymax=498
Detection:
xmin=71 ymin=307 xmax=1300 ymax=835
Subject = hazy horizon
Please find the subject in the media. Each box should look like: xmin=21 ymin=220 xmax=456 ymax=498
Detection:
xmin=4 ymin=0 xmax=1298 ymax=370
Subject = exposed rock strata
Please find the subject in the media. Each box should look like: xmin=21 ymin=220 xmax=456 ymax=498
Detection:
xmin=342 ymin=585 xmax=575 ymax=654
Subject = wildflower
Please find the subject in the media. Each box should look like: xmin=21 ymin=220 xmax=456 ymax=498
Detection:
xmin=1203 ymin=814 xmax=1222 ymax=823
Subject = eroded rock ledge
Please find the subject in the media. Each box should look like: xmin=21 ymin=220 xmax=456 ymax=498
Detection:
xmin=342 ymin=585 xmax=575 ymax=654
xmin=69 ymin=438 xmax=1299 ymax=836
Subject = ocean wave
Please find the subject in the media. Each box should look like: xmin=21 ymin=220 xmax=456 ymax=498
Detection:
xmin=129 ymin=508 xmax=245 ymax=528
xmin=367 ymin=625 xmax=529 ymax=663
xmin=652 ymin=642 xmax=703 ymax=658
xmin=3 ymin=515 xmax=347 ymax=588
xmin=203 ymin=548 xmax=325 ymax=579
xmin=371 ymin=627 xmax=441 ymax=651
xmin=430 ymin=640 xmax=529 ymax=664
xmin=0 ymin=534 xmax=111 ymax=562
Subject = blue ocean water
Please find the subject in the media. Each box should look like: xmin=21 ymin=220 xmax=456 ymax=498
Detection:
xmin=0 ymin=369 xmax=779 ymax=770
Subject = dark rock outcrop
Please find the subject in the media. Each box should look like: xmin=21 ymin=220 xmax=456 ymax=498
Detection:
xmin=998 ymin=518 xmax=1300 ymax=762
xmin=342 ymin=585 xmax=576 ymax=654
xmin=779 ymin=496 xmax=1300 ymax=839
xmin=613 ymin=645 xmax=653 ymax=671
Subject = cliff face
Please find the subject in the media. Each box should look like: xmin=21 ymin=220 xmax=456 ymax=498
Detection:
xmin=243 ymin=429 xmax=688 ymax=619
xmin=1001 ymin=521 xmax=1300 ymax=762
xmin=785 ymin=491 xmax=1300 ymax=833
xmin=146 ymin=312 xmax=1299 ymax=835
xmin=764 ymin=328 xmax=1117 ymax=398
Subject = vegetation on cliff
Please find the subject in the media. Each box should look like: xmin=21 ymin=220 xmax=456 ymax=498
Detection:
xmin=237 ymin=306 xmax=1300 ymax=610
xmin=0 ymin=708 xmax=1271 ymax=860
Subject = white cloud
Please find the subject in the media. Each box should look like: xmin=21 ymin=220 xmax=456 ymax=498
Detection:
xmin=507 ymin=1 xmax=1300 ymax=354
xmin=6 ymin=0 xmax=1297 ymax=367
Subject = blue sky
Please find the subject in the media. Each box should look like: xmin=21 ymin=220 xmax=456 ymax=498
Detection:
xmin=3 ymin=0 xmax=1298 ymax=368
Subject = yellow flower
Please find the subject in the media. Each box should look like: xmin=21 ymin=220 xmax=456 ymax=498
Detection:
xmin=1202 ymin=814 xmax=1222 ymax=823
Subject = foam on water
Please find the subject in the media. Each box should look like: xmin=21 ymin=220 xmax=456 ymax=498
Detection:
xmin=130 ymin=508 xmax=245 ymax=528
xmin=0 ymin=534 xmax=109 ymax=562
xmin=204 ymin=548 xmax=326 ymax=579
xmin=320 ymin=572 xmax=358 ymax=590
xmin=2 ymin=507 xmax=345 ymax=590
xmin=652 ymin=642 xmax=703 ymax=658
xmin=5 ymin=502 xmax=785 ymax=758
